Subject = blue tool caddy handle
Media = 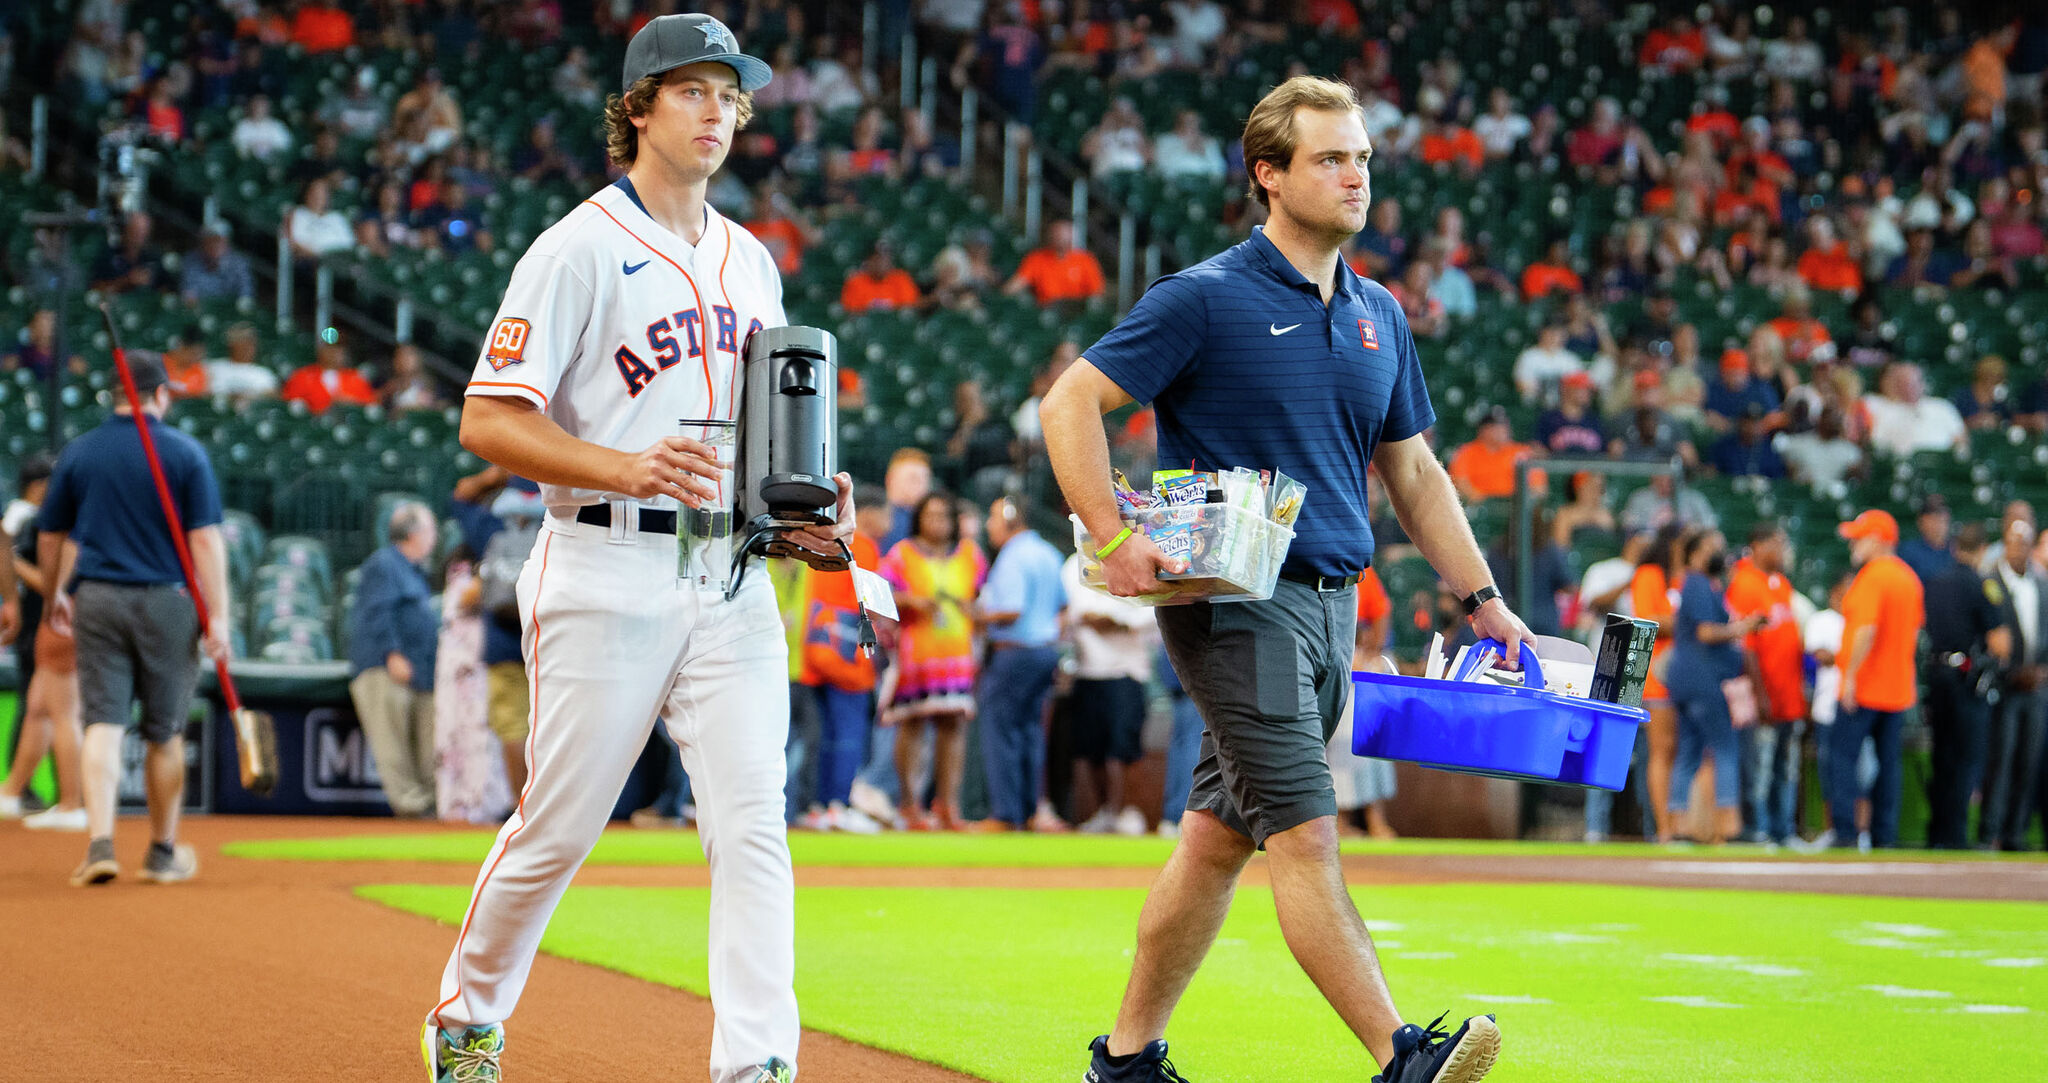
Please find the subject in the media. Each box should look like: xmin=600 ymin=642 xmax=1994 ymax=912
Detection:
xmin=1448 ymin=637 xmax=1546 ymax=692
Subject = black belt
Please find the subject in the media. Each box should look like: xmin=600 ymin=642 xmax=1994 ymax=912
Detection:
xmin=1280 ymin=570 xmax=1360 ymax=592
xmin=575 ymin=504 xmax=678 ymax=535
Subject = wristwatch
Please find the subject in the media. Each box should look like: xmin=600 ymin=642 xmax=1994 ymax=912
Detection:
xmin=1461 ymin=584 xmax=1502 ymax=615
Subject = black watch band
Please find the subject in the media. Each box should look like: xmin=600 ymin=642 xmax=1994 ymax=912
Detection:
xmin=1461 ymin=584 xmax=1501 ymax=615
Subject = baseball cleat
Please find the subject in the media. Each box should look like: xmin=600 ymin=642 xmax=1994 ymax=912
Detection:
xmin=138 ymin=842 xmax=200 ymax=884
xmin=1370 ymin=1013 xmax=1500 ymax=1083
xmin=422 ymin=1019 xmax=503 ymax=1082
xmin=746 ymin=1058 xmax=795 ymax=1082
xmin=1084 ymin=1034 xmax=1190 ymax=1081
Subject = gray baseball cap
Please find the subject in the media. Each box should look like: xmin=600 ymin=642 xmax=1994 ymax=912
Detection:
xmin=622 ymin=14 xmax=772 ymax=94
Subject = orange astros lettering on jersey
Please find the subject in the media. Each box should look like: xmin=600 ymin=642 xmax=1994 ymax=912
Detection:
xmin=487 ymin=318 xmax=532 ymax=370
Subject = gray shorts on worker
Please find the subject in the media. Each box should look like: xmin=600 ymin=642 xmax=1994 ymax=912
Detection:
xmin=72 ymin=579 xmax=201 ymax=744
xmin=1157 ymin=577 xmax=1358 ymax=848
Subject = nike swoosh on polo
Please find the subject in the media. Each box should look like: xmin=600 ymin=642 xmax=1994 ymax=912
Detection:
xmin=1270 ymin=322 xmax=1302 ymax=335
xmin=623 ymin=260 xmax=650 ymax=275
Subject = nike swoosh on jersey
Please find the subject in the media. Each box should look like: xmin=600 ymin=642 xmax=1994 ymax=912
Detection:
xmin=1270 ymin=322 xmax=1302 ymax=335
xmin=623 ymin=259 xmax=651 ymax=275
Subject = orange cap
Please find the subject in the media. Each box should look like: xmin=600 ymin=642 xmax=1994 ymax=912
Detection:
xmin=1838 ymin=509 xmax=1898 ymax=544
xmin=1561 ymin=370 xmax=1595 ymax=390
xmin=1720 ymin=348 xmax=1750 ymax=373
xmin=1633 ymin=369 xmax=1660 ymax=391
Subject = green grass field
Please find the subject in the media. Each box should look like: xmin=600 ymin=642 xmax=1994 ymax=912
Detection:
xmin=363 ymin=880 xmax=2048 ymax=1082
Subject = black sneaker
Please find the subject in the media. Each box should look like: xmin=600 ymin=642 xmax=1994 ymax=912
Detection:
xmin=1370 ymin=1013 xmax=1500 ymax=1083
xmin=1083 ymin=1035 xmax=1190 ymax=1082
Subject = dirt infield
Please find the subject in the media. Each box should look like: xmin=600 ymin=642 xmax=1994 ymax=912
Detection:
xmin=4 ymin=816 xmax=2043 ymax=1081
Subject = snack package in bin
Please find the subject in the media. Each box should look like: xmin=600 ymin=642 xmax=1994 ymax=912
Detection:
xmin=1074 ymin=503 xmax=1295 ymax=607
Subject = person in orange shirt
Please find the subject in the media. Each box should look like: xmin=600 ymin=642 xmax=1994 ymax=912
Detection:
xmin=1003 ymin=219 xmax=1105 ymax=305
xmin=1765 ymin=291 xmax=1835 ymax=365
xmin=280 ymin=329 xmax=378 ymax=414
xmin=1418 ymin=117 xmax=1484 ymax=172
xmin=1828 ymin=510 xmax=1925 ymax=849
xmin=162 ymin=327 xmax=210 ymax=399
xmin=1726 ymin=523 xmax=1807 ymax=844
xmin=1633 ymin=523 xmax=1692 ymax=842
xmin=1795 ymin=217 xmax=1862 ymax=295
xmin=839 ymin=242 xmax=922 ymax=313
xmin=1446 ymin=406 xmax=1541 ymax=503
xmin=289 ymin=1 xmax=355 ymax=53
xmin=801 ymin=506 xmax=884 ymax=832
xmin=1519 ymin=238 xmax=1583 ymax=300
xmin=746 ymin=188 xmax=815 ymax=276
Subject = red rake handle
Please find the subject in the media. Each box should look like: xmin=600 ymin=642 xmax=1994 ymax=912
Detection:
xmin=95 ymin=304 xmax=242 ymax=714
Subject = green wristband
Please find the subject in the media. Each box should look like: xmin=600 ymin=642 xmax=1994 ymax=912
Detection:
xmin=1094 ymin=526 xmax=1135 ymax=560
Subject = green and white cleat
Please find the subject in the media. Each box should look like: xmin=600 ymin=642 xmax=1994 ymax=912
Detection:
xmin=421 ymin=1020 xmax=503 ymax=1082
xmin=748 ymin=1058 xmax=796 ymax=1082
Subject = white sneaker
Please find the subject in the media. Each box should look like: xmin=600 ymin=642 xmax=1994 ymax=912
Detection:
xmin=1155 ymin=819 xmax=1181 ymax=840
xmin=0 ymin=793 xmax=20 ymax=819
xmin=848 ymin=779 xmax=895 ymax=824
xmin=1114 ymin=806 xmax=1148 ymax=837
xmin=1787 ymin=829 xmax=1834 ymax=855
xmin=797 ymin=806 xmax=831 ymax=831
xmin=833 ymin=803 xmax=883 ymax=835
xmin=23 ymin=806 xmax=88 ymax=832
xmin=1078 ymin=809 xmax=1117 ymax=834
xmin=1857 ymin=830 xmax=1872 ymax=854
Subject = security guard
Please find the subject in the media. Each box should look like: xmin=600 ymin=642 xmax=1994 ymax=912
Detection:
xmin=1923 ymin=523 xmax=2011 ymax=850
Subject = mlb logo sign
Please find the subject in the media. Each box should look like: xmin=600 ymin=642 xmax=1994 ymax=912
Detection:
xmin=1358 ymin=318 xmax=1380 ymax=351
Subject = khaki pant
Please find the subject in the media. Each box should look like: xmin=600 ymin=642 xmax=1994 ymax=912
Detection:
xmin=350 ymin=668 xmax=437 ymax=816
xmin=485 ymin=661 xmax=530 ymax=744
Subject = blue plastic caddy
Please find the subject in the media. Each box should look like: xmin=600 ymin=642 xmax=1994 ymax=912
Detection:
xmin=1351 ymin=639 xmax=1645 ymax=791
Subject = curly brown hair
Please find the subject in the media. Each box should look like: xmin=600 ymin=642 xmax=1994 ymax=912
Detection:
xmin=604 ymin=71 xmax=756 ymax=169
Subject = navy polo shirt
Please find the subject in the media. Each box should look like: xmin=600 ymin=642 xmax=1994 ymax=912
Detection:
xmin=1083 ymin=227 xmax=1435 ymax=578
xmin=38 ymin=414 xmax=224 ymax=586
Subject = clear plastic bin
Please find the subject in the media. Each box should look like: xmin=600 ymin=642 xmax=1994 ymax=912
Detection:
xmin=1072 ymin=504 xmax=1295 ymax=607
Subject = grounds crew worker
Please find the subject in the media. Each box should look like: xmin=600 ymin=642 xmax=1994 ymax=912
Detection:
xmin=1922 ymin=523 xmax=2010 ymax=850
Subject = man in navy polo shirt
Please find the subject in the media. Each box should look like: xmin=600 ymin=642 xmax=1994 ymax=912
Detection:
xmin=1044 ymin=76 xmax=1527 ymax=1083
xmin=39 ymin=351 xmax=230 ymax=887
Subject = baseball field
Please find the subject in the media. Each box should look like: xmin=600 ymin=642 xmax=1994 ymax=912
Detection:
xmin=5 ymin=817 xmax=2044 ymax=1081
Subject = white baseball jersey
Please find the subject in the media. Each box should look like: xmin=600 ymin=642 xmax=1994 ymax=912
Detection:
xmin=466 ymin=179 xmax=787 ymax=508
xmin=435 ymin=177 xmax=802 ymax=1082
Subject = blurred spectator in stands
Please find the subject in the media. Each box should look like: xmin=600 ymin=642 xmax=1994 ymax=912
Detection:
xmin=1866 ymin=362 xmax=1967 ymax=456
xmin=1593 ymin=222 xmax=1655 ymax=300
xmin=282 ymin=328 xmax=378 ymax=414
xmin=289 ymin=126 xmax=349 ymax=191
xmin=929 ymin=227 xmax=1000 ymax=311
xmin=2019 ymin=375 xmax=2048 ymax=435
xmin=1618 ymin=375 xmax=1699 ymax=470
xmin=1425 ymin=240 xmax=1477 ymax=319
xmin=1486 ymin=508 xmax=1575 ymax=638
xmin=286 ymin=178 xmax=355 ymax=260
xmin=1703 ymin=349 xmax=1782 ymax=434
xmin=1639 ymin=12 xmax=1706 ymax=72
xmin=1567 ymin=96 xmax=1626 ymax=170
xmin=954 ymin=6 xmax=1045 ymax=125
xmin=1162 ymin=0 xmax=1227 ymax=63
xmin=1355 ymin=81 xmax=1405 ymax=151
xmin=1560 ymin=293 xmax=1620 ymax=372
xmin=323 ymin=68 xmax=388 ymax=139
xmin=511 ymin=118 xmax=581 ymax=187
xmin=229 ymin=93 xmax=292 ymax=161
xmin=1416 ymin=100 xmax=1484 ymax=173
xmin=392 ymin=68 xmax=462 ymax=157
xmin=1978 ymin=502 xmax=2038 ymax=577
xmin=1083 ymin=97 xmax=1150 ymax=179
xmin=1473 ymin=87 xmax=1530 ymax=159
xmin=1390 ymin=258 xmax=1447 ymax=339
xmin=1513 ymin=321 xmax=1584 ymax=404
xmin=841 ymin=241 xmax=922 ymax=313
xmin=1663 ymin=337 xmax=1710 ymax=427
xmin=843 ymin=106 xmax=898 ymax=179
xmin=1886 ymin=226 xmax=1963 ymax=288
xmin=1709 ymin=404 xmax=1786 ymax=479
xmin=381 ymin=344 xmax=441 ymax=413
xmin=1950 ymin=220 xmax=2020 ymax=290
xmin=349 ymin=501 xmax=440 ymax=819
xmin=3 ymin=310 xmax=78 ymax=381
xmin=354 ymin=181 xmax=415 ymax=258
xmin=0 ymin=113 xmax=29 ymax=174
xmin=1953 ymin=355 xmax=2015 ymax=430
xmin=1987 ymin=190 xmax=2045 ymax=261
xmin=1553 ymin=471 xmax=1618 ymax=553
xmin=1839 ymin=295 xmax=1896 ymax=370
xmin=203 ymin=323 xmax=279 ymax=405
xmin=901 ymin=110 xmax=960 ymax=178
xmin=1345 ymin=198 xmax=1407 ymax=280
xmin=1776 ymin=408 xmax=1865 ymax=491
xmin=1897 ymin=495 xmax=1956 ymax=585
xmin=1623 ymin=471 xmax=1718 ymax=533
xmin=1154 ymin=109 xmax=1224 ymax=181
xmin=179 ymin=222 xmax=254 ymax=306
xmin=90 ymin=211 xmax=163 ymax=296
xmin=1747 ymin=328 xmax=1800 ymax=409
xmin=881 ymin=492 xmax=984 ymax=831
xmin=1535 ymin=371 xmax=1607 ymax=457
xmin=810 ymin=38 xmax=875 ymax=114
xmin=414 ymin=180 xmax=492 ymax=256
xmin=1004 ymin=219 xmax=1105 ymax=305
xmin=1448 ymin=405 xmax=1536 ymax=504
xmin=290 ymin=0 xmax=355 ymax=52
xmin=1762 ymin=14 xmax=1825 ymax=83
xmin=975 ymin=497 xmax=1067 ymax=831
xmin=747 ymin=184 xmax=817 ymax=277
xmin=1013 ymin=339 xmax=1078 ymax=461
xmin=550 ymin=43 xmax=601 ymax=109
xmin=945 ymin=379 xmax=1015 ymax=490
xmin=141 ymin=76 xmax=187 ymax=144
xmin=1796 ymin=216 xmax=1863 ymax=295
xmin=881 ymin=448 xmax=934 ymax=552
xmin=1520 ymin=236 xmax=1583 ymax=300
xmin=1765 ymin=289 xmax=1836 ymax=366
xmin=162 ymin=326 xmax=210 ymax=400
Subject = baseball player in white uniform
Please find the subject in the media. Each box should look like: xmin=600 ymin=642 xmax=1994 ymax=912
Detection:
xmin=420 ymin=15 xmax=854 ymax=1083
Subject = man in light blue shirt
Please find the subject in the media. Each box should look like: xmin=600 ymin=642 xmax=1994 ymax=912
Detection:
xmin=975 ymin=496 xmax=1066 ymax=828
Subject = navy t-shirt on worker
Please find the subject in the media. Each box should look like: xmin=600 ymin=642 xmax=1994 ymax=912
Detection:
xmin=38 ymin=414 xmax=224 ymax=586
xmin=1083 ymin=226 xmax=1436 ymax=578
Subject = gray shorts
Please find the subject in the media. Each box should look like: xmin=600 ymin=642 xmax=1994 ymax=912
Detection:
xmin=72 ymin=580 xmax=201 ymax=744
xmin=1156 ymin=579 xmax=1358 ymax=847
